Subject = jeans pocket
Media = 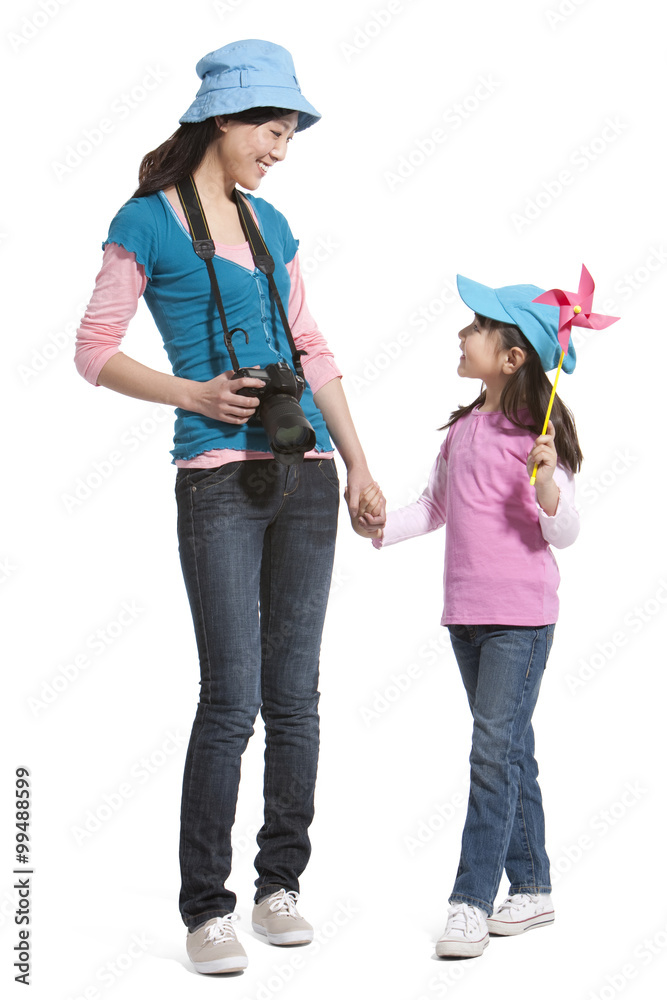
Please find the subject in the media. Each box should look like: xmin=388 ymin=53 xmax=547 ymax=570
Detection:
xmin=177 ymin=462 xmax=243 ymax=495
xmin=315 ymin=458 xmax=339 ymax=494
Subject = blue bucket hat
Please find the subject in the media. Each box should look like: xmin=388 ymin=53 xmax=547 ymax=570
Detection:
xmin=179 ymin=39 xmax=321 ymax=132
xmin=457 ymin=274 xmax=577 ymax=373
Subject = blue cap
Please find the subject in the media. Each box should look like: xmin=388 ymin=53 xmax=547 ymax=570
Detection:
xmin=179 ymin=39 xmax=321 ymax=132
xmin=456 ymin=274 xmax=576 ymax=374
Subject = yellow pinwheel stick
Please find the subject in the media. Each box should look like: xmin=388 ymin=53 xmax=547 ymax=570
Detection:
xmin=530 ymin=348 xmax=565 ymax=486
xmin=530 ymin=305 xmax=582 ymax=485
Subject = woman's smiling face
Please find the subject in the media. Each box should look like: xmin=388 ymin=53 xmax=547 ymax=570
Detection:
xmin=217 ymin=112 xmax=299 ymax=190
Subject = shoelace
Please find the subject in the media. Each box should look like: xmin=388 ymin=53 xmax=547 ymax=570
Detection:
xmin=203 ymin=913 xmax=239 ymax=944
xmin=496 ymin=893 xmax=538 ymax=914
xmin=447 ymin=904 xmax=482 ymax=937
xmin=266 ymin=889 xmax=300 ymax=918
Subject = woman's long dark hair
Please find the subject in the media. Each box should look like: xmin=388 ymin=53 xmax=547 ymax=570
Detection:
xmin=443 ymin=314 xmax=583 ymax=474
xmin=132 ymin=107 xmax=295 ymax=198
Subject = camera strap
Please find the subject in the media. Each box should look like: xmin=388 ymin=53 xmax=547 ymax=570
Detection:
xmin=175 ymin=175 xmax=306 ymax=380
xmin=231 ymin=189 xmax=305 ymax=380
xmin=175 ymin=175 xmax=244 ymax=370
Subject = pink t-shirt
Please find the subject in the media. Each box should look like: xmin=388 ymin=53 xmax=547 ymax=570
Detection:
xmin=75 ymin=199 xmax=341 ymax=467
xmin=374 ymin=407 xmax=579 ymax=626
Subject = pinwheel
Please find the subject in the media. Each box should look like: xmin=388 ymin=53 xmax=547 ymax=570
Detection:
xmin=529 ymin=265 xmax=619 ymax=484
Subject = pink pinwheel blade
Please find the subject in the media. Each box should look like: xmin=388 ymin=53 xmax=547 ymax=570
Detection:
xmin=533 ymin=289 xmax=571 ymax=308
xmin=572 ymin=311 xmax=619 ymax=331
xmin=577 ymin=264 xmax=595 ymax=314
xmin=533 ymin=264 xmax=619 ymax=352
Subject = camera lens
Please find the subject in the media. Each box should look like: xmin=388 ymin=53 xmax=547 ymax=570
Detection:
xmin=275 ymin=425 xmax=312 ymax=446
xmin=259 ymin=394 xmax=316 ymax=464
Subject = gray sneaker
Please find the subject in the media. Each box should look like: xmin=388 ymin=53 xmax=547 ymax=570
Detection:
xmin=252 ymin=889 xmax=314 ymax=945
xmin=487 ymin=893 xmax=555 ymax=935
xmin=186 ymin=914 xmax=248 ymax=974
xmin=436 ymin=903 xmax=489 ymax=958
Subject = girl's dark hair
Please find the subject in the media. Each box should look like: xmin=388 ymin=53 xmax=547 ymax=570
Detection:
xmin=442 ymin=314 xmax=583 ymax=474
xmin=132 ymin=107 xmax=295 ymax=198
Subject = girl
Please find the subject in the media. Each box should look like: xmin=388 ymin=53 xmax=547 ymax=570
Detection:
xmin=359 ymin=273 xmax=581 ymax=958
xmin=75 ymin=39 xmax=384 ymax=975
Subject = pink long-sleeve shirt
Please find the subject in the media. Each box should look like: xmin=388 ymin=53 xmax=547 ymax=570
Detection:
xmin=374 ymin=407 xmax=579 ymax=626
xmin=75 ymin=201 xmax=341 ymax=467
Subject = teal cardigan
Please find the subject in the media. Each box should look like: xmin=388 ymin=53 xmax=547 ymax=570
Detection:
xmin=104 ymin=191 xmax=333 ymax=461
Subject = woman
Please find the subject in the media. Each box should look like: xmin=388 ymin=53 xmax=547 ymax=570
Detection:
xmin=75 ymin=39 xmax=384 ymax=975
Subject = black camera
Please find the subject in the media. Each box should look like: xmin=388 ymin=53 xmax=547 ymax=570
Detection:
xmin=233 ymin=361 xmax=316 ymax=465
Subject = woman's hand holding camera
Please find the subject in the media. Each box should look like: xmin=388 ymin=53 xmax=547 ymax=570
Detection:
xmin=192 ymin=369 xmax=266 ymax=424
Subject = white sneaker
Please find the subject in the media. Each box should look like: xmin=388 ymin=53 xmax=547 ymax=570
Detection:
xmin=186 ymin=913 xmax=248 ymax=974
xmin=436 ymin=903 xmax=489 ymax=958
xmin=487 ymin=893 xmax=555 ymax=935
xmin=252 ymin=889 xmax=314 ymax=945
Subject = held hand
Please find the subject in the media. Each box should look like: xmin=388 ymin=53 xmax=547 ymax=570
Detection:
xmin=192 ymin=370 xmax=265 ymax=424
xmin=526 ymin=420 xmax=557 ymax=484
xmin=357 ymin=481 xmax=384 ymax=517
xmin=344 ymin=478 xmax=386 ymax=538
xmin=358 ymin=495 xmax=387 ymax=538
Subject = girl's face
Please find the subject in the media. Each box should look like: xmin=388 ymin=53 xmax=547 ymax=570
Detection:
xmin=457 ymin=317 xmax=504 ymax=383
xmin=217 ymin=112 xmax=299 ymax=190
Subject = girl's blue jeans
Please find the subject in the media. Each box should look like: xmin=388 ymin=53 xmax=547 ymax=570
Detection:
xmin=175 ymin=458 xmax=339 ymax=930
xmin=447 ymin=623 xmax=555 ymax=916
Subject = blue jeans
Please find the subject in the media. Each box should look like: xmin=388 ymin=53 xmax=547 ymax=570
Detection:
xmin=175 ymin=458 xmax=339 ymax=930
xmin=447 ymin=624 xmax=555 ymax=916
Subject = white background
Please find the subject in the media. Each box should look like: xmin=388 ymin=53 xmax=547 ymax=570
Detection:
xmin=3 ymin=1 xmax=666 ymax=998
